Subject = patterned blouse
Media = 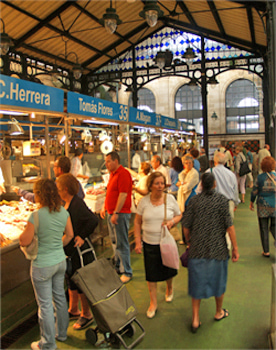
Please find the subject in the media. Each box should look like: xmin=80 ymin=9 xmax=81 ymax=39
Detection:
xmin=250 ymin=171 xmax=276 ymax=218
xmin=183 ymin=190 xmax=233 ymax=260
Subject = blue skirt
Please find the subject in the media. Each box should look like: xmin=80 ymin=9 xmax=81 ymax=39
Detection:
xmin=188 ymin=258 xmax=228 ymax=299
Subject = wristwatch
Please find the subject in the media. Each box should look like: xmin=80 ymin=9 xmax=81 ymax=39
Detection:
xmin=113 ymin=212 xmax=119 ymax=215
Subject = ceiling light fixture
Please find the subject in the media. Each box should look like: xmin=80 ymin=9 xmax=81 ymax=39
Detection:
xmin=100 ymin=1 xmax=122 ymax=34
xmin=188 ymin=78 xmax=198 ymax=91
xmin=154 ymin=49 xmax=173 ymax=69
xmin=0 ymin=18 xmax=13 ymax=55
xmin=139 ymin=0 xmax=164 ymax=28
xmin=182 ymin=46 xmax=197 ymax=67
xmin=51 ymin=37 xmax=83 ymax=83
xmin=9 ymin=118 xmax=24 ymax=135
xmin=207 ymin=75 xmax=219 ymax=88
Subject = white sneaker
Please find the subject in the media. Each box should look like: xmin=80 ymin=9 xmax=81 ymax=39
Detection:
xmin=31 ymin=341 xmax=40 ymax=350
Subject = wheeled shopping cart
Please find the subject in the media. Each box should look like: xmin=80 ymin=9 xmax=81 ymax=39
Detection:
xmin=72 ymin=239 xmax=145 ymax=349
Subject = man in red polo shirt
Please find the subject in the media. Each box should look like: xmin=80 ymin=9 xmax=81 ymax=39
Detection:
xmin=100 ymin=151 xmax=133 ymax=283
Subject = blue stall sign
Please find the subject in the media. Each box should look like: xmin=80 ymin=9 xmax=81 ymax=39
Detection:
xmin=162 ymin=115 xmax=178 ymax=130
xmin=67 ymin=91 xmax=129 ymax=122
xmin=129 ymin=107 xmax=157 ymax=127
xmin=0 ymin=74 xmax=64 ymax=112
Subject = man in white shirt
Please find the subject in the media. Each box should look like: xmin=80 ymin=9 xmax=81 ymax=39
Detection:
xmin=258 ymin=144 xmax=271 ymax=174
xmin=151 ymin=155 xmax=171 ymax=186
xmin=214 ymin=145 xmax=233 ymax=171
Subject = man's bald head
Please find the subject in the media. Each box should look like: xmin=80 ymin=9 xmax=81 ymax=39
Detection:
xmin=214 ymin=152 xmax=226 ymax=166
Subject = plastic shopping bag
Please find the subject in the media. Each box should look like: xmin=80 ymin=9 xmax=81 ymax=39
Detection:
xmin=160 ymin=225 xmax=179 ymax=270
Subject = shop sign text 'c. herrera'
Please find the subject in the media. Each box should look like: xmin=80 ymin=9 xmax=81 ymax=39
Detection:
xmin=0 ymin=74 xmax=64 ymax=112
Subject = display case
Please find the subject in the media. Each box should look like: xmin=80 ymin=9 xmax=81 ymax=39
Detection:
xmin=12 ymin=158 xmax=42 ymax=183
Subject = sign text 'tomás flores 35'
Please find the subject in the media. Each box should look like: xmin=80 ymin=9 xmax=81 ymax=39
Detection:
xmin=67 ymin=91 xmax=128 ymax=122
xmin=0 ymin=75 xmax=64 ymax=112
xmin=67 ymin=91 xmax=187 ymax=130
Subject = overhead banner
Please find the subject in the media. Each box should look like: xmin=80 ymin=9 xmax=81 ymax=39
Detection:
xmin=161 ymin=115 xmax=178 ymax=130
xmin=67 ymin=91 xmax=129 ymax=123
xmin=129 ymin=107 xmax=159 ymax=127
xmin=67 ymin=91 xmax=192 ymax=131
xmin=0 ymin=74 xmax=64 ymax=112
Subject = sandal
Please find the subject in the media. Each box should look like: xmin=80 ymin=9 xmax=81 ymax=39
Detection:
xmin=214 ymin=308 xmax=229 ymax=321
xmin=73 ymin=316 xmax=94 ymax=330
xmin=262 ymin=252 xmax=270 ymax=258
xmin=191 ymin=322 xmax=201 ymax=333
xmin=68 ymin=312 xmax=81 ymax=320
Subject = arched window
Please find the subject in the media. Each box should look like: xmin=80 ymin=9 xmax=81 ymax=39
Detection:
xmin=175 ymin=84 xmax=202 ymax=133
xmin=226 ymin=79 xmax=259 ymax=133
xmin=128 ymin=88 xmax=155 ymax=112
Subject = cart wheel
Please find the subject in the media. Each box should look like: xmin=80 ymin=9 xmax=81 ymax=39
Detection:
xmin=124 ymin=323 xmax=135 ymax=338
xmin=86 ymin=328 xmax=98 ymax=345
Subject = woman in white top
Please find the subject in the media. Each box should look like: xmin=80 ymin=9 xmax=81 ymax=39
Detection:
xmin=134 ymin=172 xmax=182 ymax=319
xmin=127 ymin=162 xmax=151 ymax=206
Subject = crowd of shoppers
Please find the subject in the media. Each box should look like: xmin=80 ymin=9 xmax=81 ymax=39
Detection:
xmin=17 ymin=142 xmax=274 ymax=346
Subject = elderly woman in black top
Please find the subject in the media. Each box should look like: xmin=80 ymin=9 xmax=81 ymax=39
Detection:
xmin=56 ymin=173 xmax=98 ymax=331
xmin=183 ymin=173 xmax=239 ymax=333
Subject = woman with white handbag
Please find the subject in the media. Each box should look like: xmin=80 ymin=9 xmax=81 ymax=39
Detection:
xmin=134 ymin=172 xmax=182 ymax=319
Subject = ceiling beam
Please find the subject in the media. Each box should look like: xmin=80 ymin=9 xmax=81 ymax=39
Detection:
xmin=3 ymin=0 xmax=113 ymax=60
xmin=84 ymin=22 xmax=149 ymax=72
xmin=246 ymin=7 xmax=256 ymax=47
xmin=165 ymin=17 xmax=266 ymax=54
xmin=72 ymin=2 xmax=134 ymax=46
xmin=229 ymin=0 xmax=267 ymax=12
xmin=208 ymin=0 xmax=226 ymax=39
xmin=177 ymin=0 xmax=198 ymax=28
xmin=6 ymin=1 xmax=74 ymax=49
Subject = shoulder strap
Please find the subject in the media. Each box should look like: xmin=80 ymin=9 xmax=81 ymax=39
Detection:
xmin=164 ymin=193 xmax=167 ymax=222
xmin=266 ymin=172 xmax=276 ymax=186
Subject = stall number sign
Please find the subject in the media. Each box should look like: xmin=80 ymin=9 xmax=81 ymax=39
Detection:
xmin=67 ymin=91 xmax=128 ymax=122
xmin=0 ymin=75 xmax=64 ymax=112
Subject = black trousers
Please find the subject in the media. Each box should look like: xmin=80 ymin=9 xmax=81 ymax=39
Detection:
xmin=258 ymin=216 xmax=276 ymax=253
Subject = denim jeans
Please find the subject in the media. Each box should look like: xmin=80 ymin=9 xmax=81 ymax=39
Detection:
xmin=107 ymin=213 xmax=132 ymax=277
xmin=31 ymin=260 xmax=68 ymax=349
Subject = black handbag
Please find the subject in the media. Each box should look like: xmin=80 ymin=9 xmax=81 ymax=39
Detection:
xmin=180 ymin=248 xmax=189 ymax=268
xmin=66 ymin=256 xmax=73 ymax=277
xmin=239 ymin=159 xmax=251 ymax=176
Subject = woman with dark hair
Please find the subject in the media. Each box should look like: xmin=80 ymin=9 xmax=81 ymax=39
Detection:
xmin=19 ymin=179 xmax=74 ymax=350
xmin=134 ymin=172 xmax=182 ymax=319
xmin=168 ymin=156 xmax=183 ymax=196
xmin=183 ymin=173 xmax=239 ymax=333
xmin=250 ymin=156 xmax=276 ymax=257
xmin=235 ymin=146 xmax=247 ymax=203
xmin=189 ymin=148 xmax=200 ymax=174
xmin=71 ymin=148 xmax=89 ymax=180
xmin=56 ymin=173 xmax=99 ymax=330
